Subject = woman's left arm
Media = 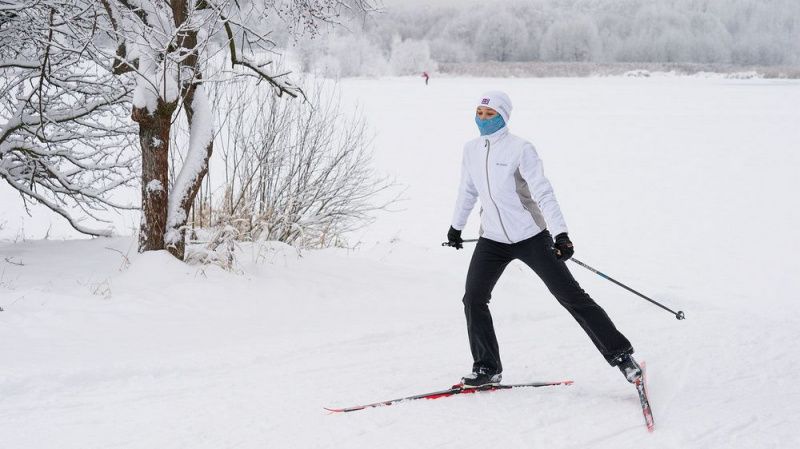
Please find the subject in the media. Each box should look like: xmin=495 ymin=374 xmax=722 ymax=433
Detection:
xmin=518 ymin=143 xmax=569 ymax=236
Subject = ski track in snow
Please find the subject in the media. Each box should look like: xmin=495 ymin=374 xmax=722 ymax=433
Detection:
xmin=2 ymin=76 xmax=800 ymax=448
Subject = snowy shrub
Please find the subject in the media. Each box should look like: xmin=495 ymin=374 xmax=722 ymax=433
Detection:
xmin=725 ymin=71 xmax=760 ymax=80
xmin=184 ymin=225 xmax=238 ymax=271
xmin=196 ymin=76 xmax=398 ymax=249
xmin=625 ymin=69 xmax=651 ymax=77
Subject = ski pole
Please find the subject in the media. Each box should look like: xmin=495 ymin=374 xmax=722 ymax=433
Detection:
xmin=441 ymin=237 xmax=685 ymax=320
xmin=441 ymin=239 xmax=479 ymax=247
xmin=569 ymin=257 xmax=685 ymax=320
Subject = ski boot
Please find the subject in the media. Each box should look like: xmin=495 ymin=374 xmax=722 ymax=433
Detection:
xmin=614 ymin=354 xmax=643 ymax=383
xmin=461 ymin=367 xmax=502 ymax=389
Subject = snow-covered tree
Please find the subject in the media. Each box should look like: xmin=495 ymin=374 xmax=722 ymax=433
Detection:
xmin=92 ymin=0 xmax=375 ymax=259
xmin=2 ymin=0 xmax=374 ymax=255
xmin=0 ymin=1 xmax=137 ymax=237
xmin=476 ymin=11 xmax=529 ymax=62
xmin=687 ymin=12 xmax=732 ymax=63
xmin=715 ymin=0 xmax=800 ymax=65
xmin=540 ymin=16 xmax=602 ymax=62
xmin=616 ymin=6 xmax=692 ymax=62
xmin=298 ymin=31 xmax=390 ymax=78
xmin=390 ymin=36 xmax=437 ymax=75
xmin=420 ymin=7 xmax=481 ymax=63
xmin=428 ymin=37 xmax=477 ymax=64
xmin=508 ymin=2 xmax=551 ymax=61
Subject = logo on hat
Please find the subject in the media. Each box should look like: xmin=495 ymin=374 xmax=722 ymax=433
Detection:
xmin=481 ymin=98 xmax=490 ymax=105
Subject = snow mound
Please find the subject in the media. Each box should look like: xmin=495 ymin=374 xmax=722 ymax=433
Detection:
xmin=113 ymin=249 xmax=197 ymax=290
xmin=238 ymin=240 xmax=301 ymax=270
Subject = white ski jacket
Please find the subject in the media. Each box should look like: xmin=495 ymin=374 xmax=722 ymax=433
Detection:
xmin=451 ymin=127 xmax=568 ymax=244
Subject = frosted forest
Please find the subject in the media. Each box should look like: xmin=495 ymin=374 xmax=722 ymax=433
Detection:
xmin=291 ymin=0 xmax=800 ymax=77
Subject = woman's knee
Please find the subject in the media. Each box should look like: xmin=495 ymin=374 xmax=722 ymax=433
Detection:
xmin=463 ymin=289 xmax=492 ymax=308
xmin=551 ymin=286 xmax=591 ymax=305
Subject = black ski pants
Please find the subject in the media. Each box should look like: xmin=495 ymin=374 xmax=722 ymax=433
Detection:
xmin=463 ymin=230 xmax=633 ymax=374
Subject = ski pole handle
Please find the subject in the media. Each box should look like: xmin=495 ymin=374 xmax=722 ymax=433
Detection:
xmin=441 ymin=238 xmax=479 ymax=247
xmin=569 ymin=257 xmax=686 ymax=320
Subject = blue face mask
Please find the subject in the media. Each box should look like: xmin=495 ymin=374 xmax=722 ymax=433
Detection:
xmin=475 ymin=114 xmax=506 ymax=136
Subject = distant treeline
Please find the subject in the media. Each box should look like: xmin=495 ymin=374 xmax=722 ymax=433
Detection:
xmin=286 ymin=0 xmax=800 ymax=76
xmin=439 ymin=61 xmax=800 ymax=79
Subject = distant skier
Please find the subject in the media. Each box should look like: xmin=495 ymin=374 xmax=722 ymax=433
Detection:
xmin=422 ymin=71 xmax=430 ymax=85
xmin=447 ymin=91 xmax=642 ymax=388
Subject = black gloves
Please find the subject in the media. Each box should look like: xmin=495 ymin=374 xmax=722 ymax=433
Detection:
xmin=447 ymin=226 xmax=463 ymax=249
xmin=445 ymin=228 xmax=572 ymax=257
xmin=553 ymin=232 xmax=574 ymax=261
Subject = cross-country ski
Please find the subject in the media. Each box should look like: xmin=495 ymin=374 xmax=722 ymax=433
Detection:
xmin=325 ymin=380 xmax=574 ymax=413
xmin=635 ymin=362 xmax=655 ymax=432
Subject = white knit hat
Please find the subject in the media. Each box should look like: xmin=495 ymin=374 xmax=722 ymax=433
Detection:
xmin=477 ymin=91 xmax=512 ymax=122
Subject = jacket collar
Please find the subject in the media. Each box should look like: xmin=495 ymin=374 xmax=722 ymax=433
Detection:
xmin=481 ymin=126 xmax=509 ymax=143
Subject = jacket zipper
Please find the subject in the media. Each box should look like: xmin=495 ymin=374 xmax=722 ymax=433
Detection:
xmin=485 ymin=139 xmax=512 ymax=243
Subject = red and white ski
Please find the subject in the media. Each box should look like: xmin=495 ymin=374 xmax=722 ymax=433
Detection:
xmin=324 ymin=380 xmax=573 ymax=413
xmin=635 ymin=361 xmax=655 ymax=432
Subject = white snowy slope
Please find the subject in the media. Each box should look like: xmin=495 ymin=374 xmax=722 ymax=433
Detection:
xmin=1 ymin=76 xmax=799 ymax=449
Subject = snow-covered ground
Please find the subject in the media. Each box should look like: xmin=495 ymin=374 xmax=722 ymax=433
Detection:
xmin=1 ymin=76 xmax=799 ymax=448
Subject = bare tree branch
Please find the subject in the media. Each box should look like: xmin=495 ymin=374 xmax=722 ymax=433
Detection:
xmin=0 ymin=0 xmax=138 ymax=237
xmin=201 ymin=73 xmax=400 ymax=248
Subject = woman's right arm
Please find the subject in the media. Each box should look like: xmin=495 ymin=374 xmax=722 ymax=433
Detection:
xmin=451 ymin=145 xmax=478 ymax=230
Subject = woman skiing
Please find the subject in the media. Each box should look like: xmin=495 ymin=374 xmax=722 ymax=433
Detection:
xmin=447 ymin=91 xmax=642 ymax=388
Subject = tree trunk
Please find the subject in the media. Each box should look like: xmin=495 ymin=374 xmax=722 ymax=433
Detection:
xmin=165 ymin=82 xmax=213 ymax=260
xmin=133 ymin=99 xmax=177 ymax=253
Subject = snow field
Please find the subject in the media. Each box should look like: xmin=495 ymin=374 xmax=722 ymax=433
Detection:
xmin=1 ymin=75 xmax=800 ymax=448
